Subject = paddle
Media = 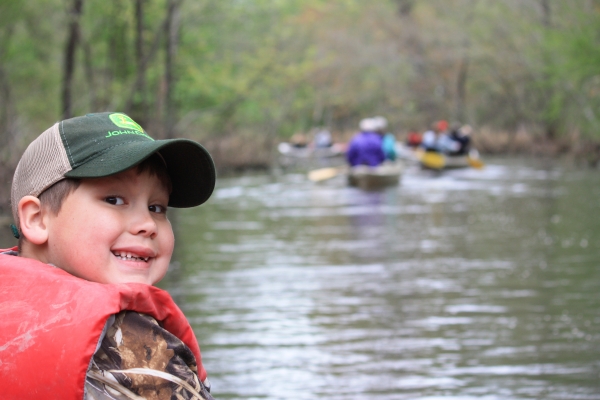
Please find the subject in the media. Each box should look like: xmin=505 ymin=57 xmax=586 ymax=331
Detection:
xmin=308 ymin=166 xmax=347 ymax=182
xmin=467 ymin=156 xmax=485 ymax=169
xmin=467 ymin=149 xmax=485 ymax=169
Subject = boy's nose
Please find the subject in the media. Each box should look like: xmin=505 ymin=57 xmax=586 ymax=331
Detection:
xmin=130 ymin=208 xmax=158 ymax=238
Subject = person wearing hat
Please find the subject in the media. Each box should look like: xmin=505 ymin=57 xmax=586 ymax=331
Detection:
xmin=446 ymin=121 xmax=472 ymax=155
xmin=346 ymin=118 xmax=386 ymax=167
xmin=372 ymin=116 xmax=397 ymax=162
xmin=0 ymin=112 xmax=216 ymax=399
xmin=421 ymin=121 xmax=438 ymax=152
xmin=420 ymin=119 xmax=459 ymax=154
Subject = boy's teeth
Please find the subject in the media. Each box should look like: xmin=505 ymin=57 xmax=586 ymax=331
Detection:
xmin=113 ymin=251 xmax=149 ymax=262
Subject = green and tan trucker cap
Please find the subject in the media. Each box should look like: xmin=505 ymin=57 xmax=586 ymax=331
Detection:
xmin=11 ymin=112 xmax=215 ymax=225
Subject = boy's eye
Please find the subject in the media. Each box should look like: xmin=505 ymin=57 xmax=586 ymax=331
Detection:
xmin=105 ymin=196 xmax=125 ymax=205
xmin=149 ymin=204 xmax=166 ymax=214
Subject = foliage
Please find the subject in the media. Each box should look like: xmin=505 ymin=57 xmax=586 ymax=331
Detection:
xmin=0 ymin=0 xmax=599 ymax=193
xmin=541 ymin=3 xmax=600 ymax=138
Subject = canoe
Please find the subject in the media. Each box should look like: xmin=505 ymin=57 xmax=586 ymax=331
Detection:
xmin=278 ymin=142 xmax=346 ymax=159
xmin=444 ymin=155 xmax=470 ymax=169
xmin=417 ymin=149 xmax=484 ymax=170
xmin=348 ymin=162 xmax=403 ymax=190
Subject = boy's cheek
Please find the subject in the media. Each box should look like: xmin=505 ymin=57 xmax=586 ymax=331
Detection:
xmin=164 ymin=221 xmax=175 ymax=250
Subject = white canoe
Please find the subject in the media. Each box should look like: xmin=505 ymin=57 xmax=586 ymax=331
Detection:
xmin=278 ymin=142 xmax=346 ymax=159
xmin=348 ymin=162 xmax=403 ymax=190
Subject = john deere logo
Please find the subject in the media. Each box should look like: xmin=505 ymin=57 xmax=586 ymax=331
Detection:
xmin=109 ymin=113 xmax=144 ymax=132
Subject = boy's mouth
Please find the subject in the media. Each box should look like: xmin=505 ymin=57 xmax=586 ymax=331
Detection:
xmin=112 ymin=251 xmax=150 ymax=262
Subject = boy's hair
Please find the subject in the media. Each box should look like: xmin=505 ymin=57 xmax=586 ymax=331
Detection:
xmin=38 ymin=178 xmax=81 ymax=216
xmin=11 ymin=112 xmax=216 ymax=234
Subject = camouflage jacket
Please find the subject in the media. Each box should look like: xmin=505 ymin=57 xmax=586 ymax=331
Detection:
xmin=85 ymin=311 xmax=214 ymax=400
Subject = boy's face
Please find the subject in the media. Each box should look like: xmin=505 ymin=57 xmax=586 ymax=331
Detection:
xmin=44 ymin=168 xmax=174 ymax=285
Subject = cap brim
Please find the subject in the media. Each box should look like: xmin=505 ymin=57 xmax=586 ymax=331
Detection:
xmin=64 ymin=139 xmax=215 ymax=207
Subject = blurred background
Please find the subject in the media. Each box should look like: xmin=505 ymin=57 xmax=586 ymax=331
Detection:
xmin=2 ymin=1 xmax=600 ymax=187
xmin=1 ymin=1 xmax=600 ymax=399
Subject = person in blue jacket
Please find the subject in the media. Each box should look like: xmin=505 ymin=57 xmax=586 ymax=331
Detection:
xmin=346 ymin=118 xmax=385 ymax=167
xmin=373 ymin=116 xmax=397 ymax=161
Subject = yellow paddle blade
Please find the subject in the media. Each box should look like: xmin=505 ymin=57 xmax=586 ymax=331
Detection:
xmin=420 ymin=152 xmax=445 ymax=170
xmin=308 ymin=166 xmax=345 ymax=182
xmin=467 ymin=156 xmax=485 ymax=169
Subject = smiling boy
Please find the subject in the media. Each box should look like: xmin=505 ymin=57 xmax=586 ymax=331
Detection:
xmin=0 ymin=112 xmax=216 ymax=399
xmin=22 ymin=168 xmax=175 ymax=285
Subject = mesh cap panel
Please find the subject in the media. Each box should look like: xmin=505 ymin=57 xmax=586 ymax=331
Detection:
xmin=11 ymin=123 xmax=72 ymax=226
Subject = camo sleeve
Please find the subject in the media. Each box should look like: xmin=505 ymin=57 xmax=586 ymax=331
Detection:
xmin=85 ymin=311 xmax=214 ymax=400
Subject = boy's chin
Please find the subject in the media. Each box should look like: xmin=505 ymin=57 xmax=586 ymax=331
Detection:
xmin=109 ymin=259 xmax=166 ymax=285
xmin=105 ymin=269 xmax=163 ymax=286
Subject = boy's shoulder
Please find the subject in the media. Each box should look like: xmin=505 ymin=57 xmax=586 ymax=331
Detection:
xmin=88 ymin=310 xmax=213 ymax=399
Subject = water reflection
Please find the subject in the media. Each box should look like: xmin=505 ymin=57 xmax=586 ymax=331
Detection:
xmin=163 ymin=158 xmax=600 ymax=399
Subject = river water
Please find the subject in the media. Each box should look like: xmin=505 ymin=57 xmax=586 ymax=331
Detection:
xmin=1 ymin=157 xmax=599 ymax=399
xmin=157 ymin=157 xmax=600 ymax=400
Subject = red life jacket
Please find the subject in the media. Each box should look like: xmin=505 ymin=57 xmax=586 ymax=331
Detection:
xmin=0 ymin=247 xmax=207 ymax=399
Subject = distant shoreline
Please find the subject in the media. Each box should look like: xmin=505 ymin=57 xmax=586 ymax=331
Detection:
xmin=2 ymin=129 xmax=599 ymax=215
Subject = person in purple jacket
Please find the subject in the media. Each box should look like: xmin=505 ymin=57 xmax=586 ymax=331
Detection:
xmin=346 ymin=118 xmax=386 ymax=167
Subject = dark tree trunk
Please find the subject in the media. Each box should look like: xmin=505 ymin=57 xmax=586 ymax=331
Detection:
xmin=126 ymin=2 xmax=171 ymax=125
xmin=540 ymin=0 xmax=551 ymax=27
xmin=455 ymin=55 xmax=469 ymax=123
xmin=0 ymin=27 xmax=14 ymax=150
xmin=61 ymin=0 xmax=83 ymax=119
xmin=396 ymin=0 xmax=414 ymax=17
xmin=164 ymin=0 xmax=181 ymax=139
xmin=131 ymin=0 xmax=148 ymax=125
xmin=82 ymin=41 xmax=97 ymax=111
xmin=540 ymin=0 xmax=555 ymax=139
xmin=0 ymin=65 xmax=13 ymax=149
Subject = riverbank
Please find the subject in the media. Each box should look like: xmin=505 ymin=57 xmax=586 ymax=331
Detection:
xmin=1 ymin=127 xmax=599 ymax=215
xmin=471 ymin=126 xmax=598 ymax=163
xmin=204 ymin=126 xmax=600 ymax=171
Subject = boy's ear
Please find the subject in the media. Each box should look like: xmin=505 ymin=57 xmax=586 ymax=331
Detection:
xmin=18 ymin=195 xmax=49 ymax=245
